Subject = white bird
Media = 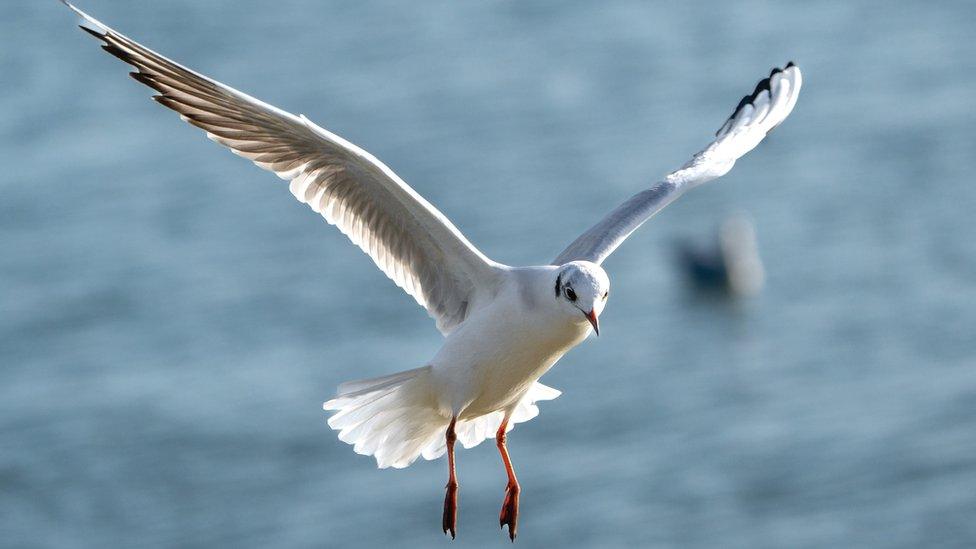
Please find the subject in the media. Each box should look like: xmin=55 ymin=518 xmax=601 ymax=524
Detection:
xmin=62 ymin=1 xmax=802 ymax=540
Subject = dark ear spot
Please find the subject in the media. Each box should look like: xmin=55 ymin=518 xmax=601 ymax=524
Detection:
xmin=554 ymin=273 xmax=562 ymax=298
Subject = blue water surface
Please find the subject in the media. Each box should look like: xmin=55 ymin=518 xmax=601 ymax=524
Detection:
xmin=2 ymin=1 xmax=975 ymax=547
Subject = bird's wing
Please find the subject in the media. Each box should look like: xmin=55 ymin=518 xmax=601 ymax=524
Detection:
xmin=63 ymin=1 xmax=504 ymax=335
xmin=552 ymin=63 xmax=802 ymax=266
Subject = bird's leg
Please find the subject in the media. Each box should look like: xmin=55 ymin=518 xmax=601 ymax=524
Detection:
xmin=442 ymin=416 xmax=459 ymax=539
xmin=496 ymin=418 xmax=520 ymax=542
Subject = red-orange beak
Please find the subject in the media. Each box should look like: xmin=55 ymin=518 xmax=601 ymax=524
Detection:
xmin=585 ymin=309 xmax=600 ymax=336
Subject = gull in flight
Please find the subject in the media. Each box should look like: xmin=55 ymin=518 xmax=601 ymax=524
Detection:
xmin=62 ymin=1 xmax=802 ymax=541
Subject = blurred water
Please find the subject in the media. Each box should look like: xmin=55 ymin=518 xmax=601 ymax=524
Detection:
xmin=2 ymin=1 xmax=976 ymax=547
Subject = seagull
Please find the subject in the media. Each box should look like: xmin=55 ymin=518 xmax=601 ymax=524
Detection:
xmin=62 ymin=1 xmax=802 ymax=541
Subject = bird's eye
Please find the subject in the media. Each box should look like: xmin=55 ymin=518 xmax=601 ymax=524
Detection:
xmin=603 ymin=291 xmax=609 ymax=300
xmin=565 ymin=287 xmax=577 ymax=302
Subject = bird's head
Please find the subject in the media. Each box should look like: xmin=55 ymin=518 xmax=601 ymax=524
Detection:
xmin=554 ymin=261 xmax=610 ymax=335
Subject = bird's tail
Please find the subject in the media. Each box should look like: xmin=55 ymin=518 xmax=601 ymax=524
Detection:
xmin=324 ymin=367 xmax=561 ymax=469
xmin=325 ymin=366 xmax=447 ymax=469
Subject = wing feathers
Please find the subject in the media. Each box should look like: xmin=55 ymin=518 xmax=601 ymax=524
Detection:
xmin=553 ymin=63 xmax=802 ymax=266
xmin=64 ymin=1 xmax=501 ymax=335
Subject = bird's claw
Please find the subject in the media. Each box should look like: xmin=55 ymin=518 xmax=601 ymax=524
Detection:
xmin=443 ymin=481 xmax=458 ymax=539
xmin=499 ymin=482 xmax=519 ymax=542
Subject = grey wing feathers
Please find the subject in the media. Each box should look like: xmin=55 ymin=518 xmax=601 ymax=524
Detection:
xmin=551 ymin=181 xmax=682 ymax=266
xmin=553 ymin=62 xmax=802 ymax=266
xmin=63 ymin=1 xmax=502 ymax=335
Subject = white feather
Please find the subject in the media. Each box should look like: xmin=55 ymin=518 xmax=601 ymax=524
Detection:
xmin=552 ymin=64 xmax=802 ymax=266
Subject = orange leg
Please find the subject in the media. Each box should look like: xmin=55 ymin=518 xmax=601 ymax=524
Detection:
xmin=442 ymin=416 xmax=459 ymax=539
xmin=496 ymin=418 xmax=520 ymax=542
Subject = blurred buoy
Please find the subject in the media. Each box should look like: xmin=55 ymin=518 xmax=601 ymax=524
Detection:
xmin=673 ymin=214 xmax=764 ymax=297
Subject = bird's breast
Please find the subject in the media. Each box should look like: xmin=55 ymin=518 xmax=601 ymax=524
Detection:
xmin=431 ymin=294 xmax=590 ymax=417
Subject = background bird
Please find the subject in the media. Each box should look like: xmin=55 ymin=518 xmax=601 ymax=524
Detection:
xmin=673 ymin=213 xmax=765 ymax=298
xmin=62 ymin=1 xmax=800 ymax=541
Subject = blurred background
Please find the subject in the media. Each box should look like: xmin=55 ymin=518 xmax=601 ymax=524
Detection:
xmin=2 ymin=1 xmax=975 ymax=547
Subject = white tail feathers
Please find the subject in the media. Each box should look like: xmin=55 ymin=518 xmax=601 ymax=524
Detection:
xmin=324 ymin=366 xmax=441 ymax=469
xmin=324 ymin=367 xmax=561 ymax=469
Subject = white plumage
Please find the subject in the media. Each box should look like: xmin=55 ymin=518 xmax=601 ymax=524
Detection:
xmin=324 ymin=366 xmax=560 ymax=469
xmin=63 ymin=0 xmax=802 ymax=538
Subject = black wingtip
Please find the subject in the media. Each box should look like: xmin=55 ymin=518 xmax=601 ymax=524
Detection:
xmin=751 ymin=76 xmax=771 ymax=99
xmin=734 ymin=94 xmax=751 ymax=112
xmin=78 ymin=24 xmax=106 ymax=41
xmin=715 ymin=94 xmax=752 ymax=135
xmin=718 ymin=62 xmax=795 ymax=136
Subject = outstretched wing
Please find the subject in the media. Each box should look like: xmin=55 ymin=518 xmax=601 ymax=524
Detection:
xmin=552 ymin=63 xmax=802 ymax=266
xmin=62 ymin=1 xmax=504 ymax=335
